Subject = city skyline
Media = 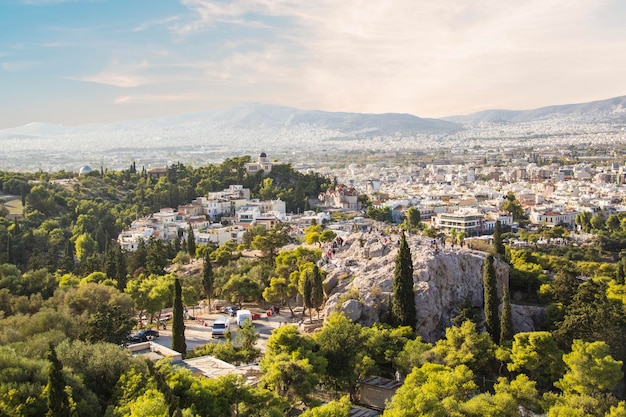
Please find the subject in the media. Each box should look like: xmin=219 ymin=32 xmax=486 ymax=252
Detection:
xmin=1 ymin=0 xmax=626 ymax=129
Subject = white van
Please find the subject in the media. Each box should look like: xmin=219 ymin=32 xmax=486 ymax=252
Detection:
xmin=211 ymin=316 xmax=230 ymax=338
xmin=236 ymin=309 xmax=252 ymax=327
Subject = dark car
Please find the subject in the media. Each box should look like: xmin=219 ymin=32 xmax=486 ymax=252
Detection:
xmin=129 ymin=329 xmax=160 ymax=343
xmin=224 ymin=306 xmax=238 ymax=316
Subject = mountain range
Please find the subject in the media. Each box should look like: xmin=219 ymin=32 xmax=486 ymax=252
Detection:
xmin=2 ymin=95 xmax=626 ymax=140
xmin=1 ymin=95 xmax=625 ymax=171
xmin=443 ymin=95 xmax=626 ymax=124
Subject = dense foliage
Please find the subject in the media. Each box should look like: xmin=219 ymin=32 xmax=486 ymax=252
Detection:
xmin=3 ymin=163 xmax=626 ymax=415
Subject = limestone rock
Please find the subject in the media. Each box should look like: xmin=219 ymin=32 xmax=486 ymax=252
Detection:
xmin=322 ymin=232 xmax=514 ymax=343
xmin=511 ymin=304 xmax=546 ymax=333
xmin=340 ymin=299 xmax=363 ymax=322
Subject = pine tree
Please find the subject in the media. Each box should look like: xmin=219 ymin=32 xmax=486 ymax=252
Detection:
xmin=172 ymin=278 xmax=187 ymax=354
xmin=483 ymin=254 xmax=500 ymax=344
xmin=311 ymin=264 xmax=324 ymax=319
xmin=392 ymin=232 xmax=416 ymax=328
xmin=202 ymin=253 xmax=214 ymax=311
xmin=186 ymin=226 xmax=196 ymax=257
xmin=493 ymin=220 xmax=505 ymax=257
xmin=45 ymin=343 xmax=70 ymax=417
xmin=499 ymin=284 xmax=514 ymax=345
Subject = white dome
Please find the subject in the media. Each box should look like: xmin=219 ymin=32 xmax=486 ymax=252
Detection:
xmin=79 ymin=166 xmax=93 ymax=175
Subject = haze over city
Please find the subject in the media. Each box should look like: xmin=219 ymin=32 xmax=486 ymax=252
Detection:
xmin=2 ymin=0 xmax=626 ymax=129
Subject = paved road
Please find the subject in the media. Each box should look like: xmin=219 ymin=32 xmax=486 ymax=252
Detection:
xmin=154 ymin=311 xmax=297 ymax=353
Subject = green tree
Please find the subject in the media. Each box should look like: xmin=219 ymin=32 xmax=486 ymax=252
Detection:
xmin=383 ymin=363 xmax=477 ymax=417
xmin=391 ymin=232 xmax=416 ymax=328
xmin=432 ymin=320 xmax=496 ymax=380
xmin=300 ymin=396 xmax=351 ymax=417
xmin=172 ymin=278 xmax=187 ymax=355
xmin=222 ymin=274 xmax=261 ymax=307
xmin=261 ymin=354 xmax=318 ymax=407
xmin=202 ymin=253 xmax=214 ymax=310
xmin=555 ymin=340 xmax=623 ymax=405
xmin=590 ymin=212 xmax=605 ymax=231
xmin=553 ymin=280 xmax=626 ymax=367
xmin=146 ymin=238 xmax=168 ymax=276
xmin=575 ymin=211 xmax=592 ymax=233
xmin=394 ymin=336 xmax=433 ymax=376
xmin=500 ymin=285 xmax=514 ymax=345
xmin=186 ymin=226 xmax=196 ymax=258
xmin=493 ymin=220 xmax=505 ymax=257
xmin=501 ymin=193 xmax=526 ymax=224
xmin=404 ymin=206 xmax=422 ymax=231
xmin=483 ymin=254 xmax=500 ymax=344
xmin=74 ymin=233 xmax=97 ymax=262
xmin=182 ymin=285 xmax=199 ymax=317
xmin=508 ymin=331 xmax=565 ymax=390
xmin=319 ymin=229 xmax=337 ymax=245
xmin=85 ymin=304 xmax=136 ymax=345
xmin=302 ymin=266 xmax=314 ymax=322
xmin=251 ymin=222 xmax=291 ymax=264
xmin=60 ymin=240 xmax=74 ymax=273
xmin=314 ymin=312 xmax=364 ymax=394
xmin=311 ymin=264 xmax=324 ymax=319
xmin=262 ymin=324 xmax=327 ymax=376
xmin=45 ymin=343 xmax=71 ymax=417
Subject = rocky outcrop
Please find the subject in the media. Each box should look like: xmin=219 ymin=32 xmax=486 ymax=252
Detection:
xmin=321 ymin=231 xmax=538 ymax=343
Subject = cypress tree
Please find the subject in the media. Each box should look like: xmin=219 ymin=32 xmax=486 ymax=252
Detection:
xmin=186 ymin=226 xmax=196 ymax=257
xmin=311 ymin=264 xmax=324 ymax=319
xmin=103 ymin=242 xmax=116 ymax=280
xmin=60 ymin=239 xmax=74 ymax=273
xmin=303 ymin=270 xmax=313 ymax=323
xmin=115 ymin=245 xmax=127 ymax=291
xmin=483 ymin=254 xmax=500 ymax=344
xmin=493 ymin=220 xmax=505 ymax=257
xmin=45 ymin=343 xmax=70 ymax=417
xmin=499 ymin=284 xmax=514 ymax=345
xmin=202 ymin=253 xmax=214 ymax=311
xmin=172 ymin=278 xmax=187 ymax=354
xmin=617 ymin=257 xmax=626 ymax=285
xmin=391 ymin=232 xmax=416 ymax=328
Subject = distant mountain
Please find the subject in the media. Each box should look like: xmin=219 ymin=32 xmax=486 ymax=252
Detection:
xmin=198 ymin=103 xmax=461 ymax=134
xmin=0 ymin=103 xmax=461 ymax=140
xmin=443 ymin=95 xmax=626 ymax=124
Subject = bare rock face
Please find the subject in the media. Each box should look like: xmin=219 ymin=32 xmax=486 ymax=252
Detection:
xmin=340 ymin=299 xmax=363 ymax=322
xmin=510 ymin=304 xmax=546 ymax=333
xmin=322 ymin=232 xmax=519 ymax=343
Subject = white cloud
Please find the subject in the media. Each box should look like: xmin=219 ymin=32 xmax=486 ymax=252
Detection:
xmin=171 ymin=0 xmax=626 ymax=115
xmin=129 ymin=16 xmax=180 ymax=33
xmin=114 ymin=93 xmax=204 ymax=104
xmin=2 ymin=61 xmax=37 ymax=72
xmin=70 ymin=61 xmax=152 ymax=87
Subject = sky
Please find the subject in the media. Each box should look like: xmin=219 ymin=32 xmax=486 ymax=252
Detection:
xmin=1 ymin=0 xmax=626 ymax=129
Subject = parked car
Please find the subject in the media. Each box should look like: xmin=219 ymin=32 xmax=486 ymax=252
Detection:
xmin=211 ymin=316 xmax=230 ymax=338
xmin=129 ymin=329 xmax=160 ymax=343
xmin=224 ymin=306 xmax=238 ymax=316
xmin=236 ymin=309 xmax=252 ymax=327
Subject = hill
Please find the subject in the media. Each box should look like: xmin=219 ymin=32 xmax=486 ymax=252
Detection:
xmin=443 ymin=95 xmax=626 ymax=124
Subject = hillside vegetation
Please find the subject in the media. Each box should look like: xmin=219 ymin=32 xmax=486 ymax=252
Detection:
xmin=1 ymin=159 xmax=626 ymax=416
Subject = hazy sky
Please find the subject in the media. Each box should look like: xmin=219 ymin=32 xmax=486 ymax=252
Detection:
xmin=1 ymin=0 xmax=625 ymax=128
